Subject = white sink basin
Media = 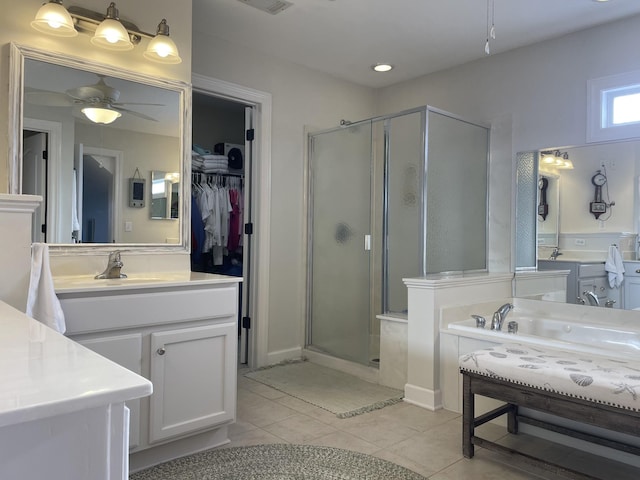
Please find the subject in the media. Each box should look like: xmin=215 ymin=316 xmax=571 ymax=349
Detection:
xmin=54 ymin=273 xmax=191 ymax=290
xmin=53 ymin=272 xmax=239 ymax=293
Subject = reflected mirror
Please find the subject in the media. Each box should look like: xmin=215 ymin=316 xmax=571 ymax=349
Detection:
xmin=9 ymin=43 xmax=190 ymax=250
xmin=151 ymin=171 xmax=180 ymax=220
xmin=516 ymin=139 xmax=640 ymax=309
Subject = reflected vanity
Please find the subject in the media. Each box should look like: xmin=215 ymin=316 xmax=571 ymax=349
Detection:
xmin=516 ymin=139 xmax=640 ymax=309
xmin=8 ymin=43 xmax=190 ymax=251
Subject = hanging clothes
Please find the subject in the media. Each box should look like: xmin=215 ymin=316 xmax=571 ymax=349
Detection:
xmin=192 ymin=173 xmax=245 ymax=273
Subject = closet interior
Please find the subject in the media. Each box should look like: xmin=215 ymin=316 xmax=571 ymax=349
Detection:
xmin=191 ymin=92 xmax=247 ymax=278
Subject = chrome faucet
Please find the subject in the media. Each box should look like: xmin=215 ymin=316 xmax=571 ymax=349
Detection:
xmin=549 ymin=247 xmax=562 ymax=260
xmin=490 ymin=303 xmax=514 ymax=331
xmin=95 ymin=250 xmax=127 ymax=279
xmin=582 ymin=291 xmax=600 ymax=307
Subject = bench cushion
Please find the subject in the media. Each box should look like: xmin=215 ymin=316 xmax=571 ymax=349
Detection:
xmin=459 ymin=343 xmax=640 ymax=412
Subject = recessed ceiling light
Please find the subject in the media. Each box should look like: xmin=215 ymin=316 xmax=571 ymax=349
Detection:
xmin=372 ymin=63 xmax=393 ymax=72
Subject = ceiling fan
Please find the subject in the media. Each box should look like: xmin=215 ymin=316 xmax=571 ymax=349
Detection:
xmin=25 ymin=75 xmax=162 ymax=124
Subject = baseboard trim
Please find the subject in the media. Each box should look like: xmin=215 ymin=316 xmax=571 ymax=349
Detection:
xmin=129 ymin=426 xmax=230 ymax=473
xmin=266 ymin=347 xmax=303 ymax=366
xmin=303 ymin=348 xmax=379 ymax=384
xmin=404 ymin=383 xmax=442 ymax=411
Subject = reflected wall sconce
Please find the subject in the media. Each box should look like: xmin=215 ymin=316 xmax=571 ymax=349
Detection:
xmin=31 ymin=1 xmax=182 ymax=64
xmin=540 ymin=150 xmax=573 ymax=169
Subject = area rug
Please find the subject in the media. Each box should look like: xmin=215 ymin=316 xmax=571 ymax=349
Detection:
xmin=244 ymin=361 xmax=403 ymax=418
xmin=129 ymin=444 xmax=425 ymax=479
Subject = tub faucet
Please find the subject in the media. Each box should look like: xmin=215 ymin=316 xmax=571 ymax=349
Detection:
xmin=549 ymin=247 xmax=562 ymax=260
xmin=95 ymin=250 xmax=127 ymax=279
xmin=491 ymin=303 xmax=514 ymax=331
xmin=582 ymin=291 xmax=600 ymax=307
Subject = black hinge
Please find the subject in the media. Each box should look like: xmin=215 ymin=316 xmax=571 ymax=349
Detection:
xmin=41 ymin=224 xmax=46 ymax=234
xmin=242 ymin=316 xmax=251 ymax=329
xmin=244 ymin=223 xmax=253 ymax=235
xmin=246 ymin=128 xmax=255 ymax=142
xmin=42 ymin=150 xmax=48 ymax=160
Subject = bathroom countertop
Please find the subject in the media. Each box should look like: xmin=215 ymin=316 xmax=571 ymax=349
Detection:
xmin=0 ymin=300 xmax=152 ymax=428
xmin=54 ymin=271 xmax=242 ymax=294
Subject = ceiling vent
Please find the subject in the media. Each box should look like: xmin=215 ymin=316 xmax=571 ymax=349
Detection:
xmin=237 ymin=0 xmax=293 ymax=15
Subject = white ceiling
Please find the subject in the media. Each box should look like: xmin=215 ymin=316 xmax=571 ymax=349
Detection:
xmin=193 ymin=0 xmax=640 ymax=88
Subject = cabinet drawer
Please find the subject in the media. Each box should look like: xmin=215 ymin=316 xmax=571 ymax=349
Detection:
xmin=62 ymin=286 xmax=237 ymax=334
xmin=578 ymin=263 xmax=606 ymax=277
xmin=624 ymin=262 xmax=640 ymax=277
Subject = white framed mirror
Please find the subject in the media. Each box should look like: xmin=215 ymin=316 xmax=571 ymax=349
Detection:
xmin=8 ymin=43 xmax=191 ymax=253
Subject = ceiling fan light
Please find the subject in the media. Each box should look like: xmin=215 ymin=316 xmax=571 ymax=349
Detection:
xmin=143 ymin=20 xmax=182 ymax=64
xmin=31 ymin=1 xmax=78 ymax=37
xmin=82 ymin=106 xmax=122 ymax=124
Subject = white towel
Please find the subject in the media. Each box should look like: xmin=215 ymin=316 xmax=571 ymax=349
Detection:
xmin=605 ymin=245 xmax=625 ymax=289
xmin=71 ymin=169 xmax=80 ymax=233
xmin=25 ymin=243 xmax=66 ymax=334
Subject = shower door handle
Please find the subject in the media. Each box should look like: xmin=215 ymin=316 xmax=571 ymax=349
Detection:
xmin=364 ymin=234 xmax=371 ymax=251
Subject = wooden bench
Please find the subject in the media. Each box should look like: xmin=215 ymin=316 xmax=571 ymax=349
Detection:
xmin=459 ymin=343 xmax=640 ymax=480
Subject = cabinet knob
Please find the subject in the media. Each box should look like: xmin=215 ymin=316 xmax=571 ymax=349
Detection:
xmin=636 ymin=269 xmax=640 ymax=274
xmin=157 ymin=347 xmax=166 ymax=356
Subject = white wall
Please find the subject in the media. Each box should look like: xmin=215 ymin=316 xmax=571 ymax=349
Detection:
xmin=550 ymin=141 xmax=638 ymax=235
xmin=75 ymin=123 xmax=180 ymax=243
xmin=192 ymin=32 xmax=377 ymax=357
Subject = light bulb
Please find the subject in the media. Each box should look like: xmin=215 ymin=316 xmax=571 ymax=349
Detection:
xmin=31 ymin=1 xmax=78 ymax=37
xmin=143 ymin=19 xmax=182 ymax=64
xmin=91 ymin=3 xmax=133 ymax=51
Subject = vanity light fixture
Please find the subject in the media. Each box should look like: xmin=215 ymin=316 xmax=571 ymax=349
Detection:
xmin=372 ymin=64 xmax=393 ymax=72
xmin=91 ymin=2 xmax=133 ymax=51
xmin=31 ymin=2 xmax=181 ymax=64
xmin=541 ymin=151 xmax=556 ymax=164
xmin=31 ymin=1 xmax=78 ymax=37
xmin=143 ymin=20 xmax=182 ymax=64
xmin=81 ymin=105 xmax=122 ymax=125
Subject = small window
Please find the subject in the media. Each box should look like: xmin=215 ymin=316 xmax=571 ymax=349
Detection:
xmin=588 ymin=71 xmax=640 ymax=142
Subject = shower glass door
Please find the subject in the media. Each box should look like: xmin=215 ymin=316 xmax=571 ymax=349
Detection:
xmin=308 ymin=122 xmax=372 ymax=365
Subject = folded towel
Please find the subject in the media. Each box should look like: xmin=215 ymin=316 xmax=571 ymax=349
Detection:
xmin=605 ymin=245 xmax=625 ymax=289
xmin=25 ymin=243 xmax=66 ymax=334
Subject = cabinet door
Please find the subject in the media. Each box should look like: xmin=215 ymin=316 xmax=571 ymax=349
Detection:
xmin=624 ymin=277 xmax=640 ymax=310
xmin=149 ymin=322 xmax=236 ymax=443
xmin=75 ymin=333 xmax=143 ymax=450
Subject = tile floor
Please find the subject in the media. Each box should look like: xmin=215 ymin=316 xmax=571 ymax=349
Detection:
xmin=232 ymin=367 xmax=640 ymax=479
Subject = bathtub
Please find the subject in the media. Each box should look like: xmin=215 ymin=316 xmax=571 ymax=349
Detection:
xmin=440 ymin=299 xmax=640 ymax=467
xmin=447 ymin=315 xmax=640 ymax=356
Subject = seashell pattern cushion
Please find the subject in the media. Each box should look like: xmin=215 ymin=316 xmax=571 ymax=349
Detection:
xmin=459 ymin=343 xmax=640 ymax=412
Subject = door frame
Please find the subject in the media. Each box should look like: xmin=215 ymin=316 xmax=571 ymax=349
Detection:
xmin=192 ymin=73 xmax=272 ymax=369
xmin=80 ymin=146 xmax=124 ymax=243
xmin=23 ymin=118 xmax=62 ymax=242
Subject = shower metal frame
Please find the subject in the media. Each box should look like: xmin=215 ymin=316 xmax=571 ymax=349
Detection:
xmin=305 ymin=105 xmax=491 ymax=353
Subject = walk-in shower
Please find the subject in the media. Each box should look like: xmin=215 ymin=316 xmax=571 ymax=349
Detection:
xmin=306 ymin=106 xmax=489 ymax=368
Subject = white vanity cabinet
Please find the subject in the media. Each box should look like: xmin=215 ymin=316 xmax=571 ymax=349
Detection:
xmin=56 ymin=273 xmax=240 ymax=470
xmin=623 ymin=262 xmax=640 ymax=310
